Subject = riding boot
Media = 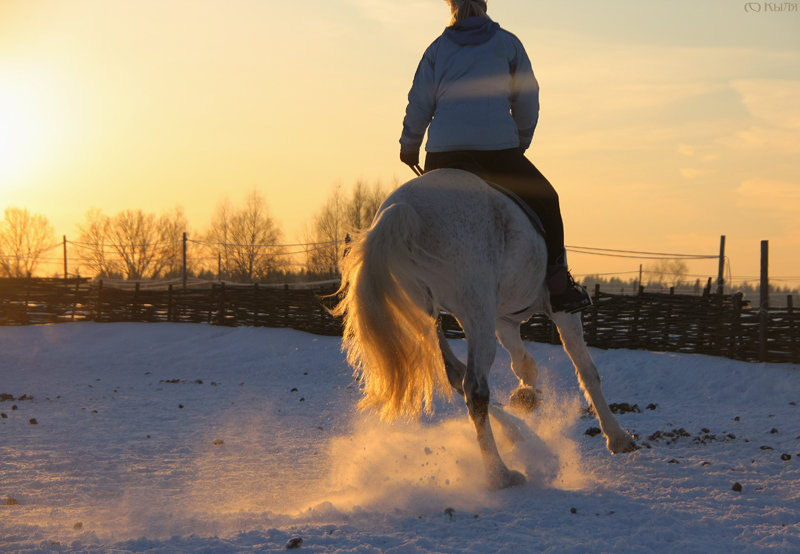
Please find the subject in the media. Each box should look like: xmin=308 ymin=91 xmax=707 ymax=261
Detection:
xmin=546 ymin=264 xmax=592 ymax=313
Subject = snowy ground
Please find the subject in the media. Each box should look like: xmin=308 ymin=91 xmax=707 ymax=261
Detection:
xmin=1 ymin=322 xmax=798 ymax=553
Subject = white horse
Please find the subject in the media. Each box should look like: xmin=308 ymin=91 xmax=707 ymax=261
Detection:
xmin=333 ymin=169 xmax=636 ymax=490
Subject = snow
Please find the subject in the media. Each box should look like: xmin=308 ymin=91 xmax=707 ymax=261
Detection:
xmin=1 ymin=322 xmax=798 ymax=552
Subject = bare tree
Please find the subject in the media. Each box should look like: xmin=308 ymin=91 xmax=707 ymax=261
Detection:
xmin=306 ymin=184 xmax=346 ymax=276
xmin=0 ymin=207 xmax=56 ymax=277
xmin=156 ymin=206 xmax=190 ymax=278
xmin=76 ymin=208 xmax=117 ymax=277
xmin=205 ymin=190 xmax=284 ymax=282
xmin=105 ymin=209 xmax=163 ymax=280
xmin=647 ymin=259 xmax=689 ymax=288
xmin=205 ymin=199 xmax=234 ymax=279
xmin=347 ymin=180 xmax=385 ymax=232
xmin=306 ymin=180 xmax=390 ymax=276
xmin=76 ymin=207 xmax=189 ymax=280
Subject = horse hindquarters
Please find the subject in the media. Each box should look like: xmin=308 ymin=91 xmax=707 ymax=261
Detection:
xmin=334 ymin=202 xmax=451 ymax=421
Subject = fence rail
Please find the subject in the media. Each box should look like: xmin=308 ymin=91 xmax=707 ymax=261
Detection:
xmin=1 ymin=278 xmax=798 ymax=364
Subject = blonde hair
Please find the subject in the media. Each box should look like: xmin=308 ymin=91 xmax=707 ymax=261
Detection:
xmin=446 ymin=0 xmax=489 ymax=26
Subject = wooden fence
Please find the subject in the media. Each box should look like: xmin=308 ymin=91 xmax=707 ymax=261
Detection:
xmin=0 ymin=278 xmax=343 ymax=336
xmin=1 ymin=278 xmax=798 ymax=364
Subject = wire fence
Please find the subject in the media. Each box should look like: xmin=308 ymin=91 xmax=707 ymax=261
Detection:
xmin=5 ymin=234 xmax=800 ymax=305
xmin=11 ymin=234 xmax=723 ymax=277
xmin=54 ymin=235 xmax=345 ymax=281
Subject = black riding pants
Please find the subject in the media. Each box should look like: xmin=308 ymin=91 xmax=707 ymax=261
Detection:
xmin=424 ymin=149 xmax=565 ymax=267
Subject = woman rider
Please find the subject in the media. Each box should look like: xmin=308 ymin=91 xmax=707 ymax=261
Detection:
xmin=399 ymin=0 xmax=590 ymax=313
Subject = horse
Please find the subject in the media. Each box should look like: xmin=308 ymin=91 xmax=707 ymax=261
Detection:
xmin=333 ymin=168 xmax=636 ymax=490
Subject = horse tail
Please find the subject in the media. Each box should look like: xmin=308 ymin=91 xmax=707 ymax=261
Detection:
xmin=332 ymin=202 xmax=451 ymax=421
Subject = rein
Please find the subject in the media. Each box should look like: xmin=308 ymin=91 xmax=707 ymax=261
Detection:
xmin=409 ymin=164 xmax=424 ymax=177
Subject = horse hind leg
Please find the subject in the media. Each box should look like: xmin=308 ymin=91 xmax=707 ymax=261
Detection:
xmin=496 ymin=317 xmax=541 ymax=412
xmin=550 ymin=311 xmax=637 ymax=453
xmin=439 ymin=320 xmax=526 ymax=445
xmin=437 ymin=319 xmax=465 ymax=395
xmin=463 ymin=321 xmax=526 ymax=490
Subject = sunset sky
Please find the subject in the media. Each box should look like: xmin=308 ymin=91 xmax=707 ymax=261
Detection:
xmin=1 ymin=0 xmax=798 ymax=286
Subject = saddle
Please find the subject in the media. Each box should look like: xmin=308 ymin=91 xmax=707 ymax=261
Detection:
xmin=483 ymin=179 xmax=546 ymax=238
xmin=408 ymin=162 xmax=546 ymax=238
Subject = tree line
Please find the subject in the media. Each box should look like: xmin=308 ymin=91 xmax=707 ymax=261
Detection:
xmin=0 ymin=180 xmax=390 ymax=282
xmin=3 ymin=182 xmax=799 ymax=300
xmin=581 ymin=270 xmax=799 ymax=301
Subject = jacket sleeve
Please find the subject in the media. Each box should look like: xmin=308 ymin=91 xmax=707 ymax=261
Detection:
xmin=399 ymin=41 xmax=439 ymax=152
xmin=509 ymin=37 xmax=539 ymax=151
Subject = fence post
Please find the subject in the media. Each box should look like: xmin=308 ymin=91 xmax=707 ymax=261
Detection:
xmin=208 ymin=284 xmax=216 ymax=324
xmin=788 ymin=295 xmax=797 ymax=364
xmin=182 ymin=232 xmax=188 ymax=292
xmin=253 ymin=282 xmax=260 ymax=327
xmin=630 ymin=285 xmax=643 ymax=349
xmin=63 ymin=235 xmax=68 ymax=281
xmin=216 ymin=282 xmax=226 ymax=326
xmin=729 ymin=292 xmax=742 ymax=360
xmin=664 ymin=287 xmax=674 ymax=349
xmin=283 ymin=283 xmax=290 ymax=327
xmin=96 ymin=280 xmax=104 ymax=322
xmin=716 ymin=235 xmax=726 ymax=295
xmin=168 ymin=284 xmax=174 ymax=322
xmin=133 ymin=282 xmax=140 ymax=321
xmin=759 ymin=240 xmax=769 ymax=362
xmin=71 ymin=279 xmax=79 ymax=321
xmin=22 ymin=278 xmax=30 ymax=325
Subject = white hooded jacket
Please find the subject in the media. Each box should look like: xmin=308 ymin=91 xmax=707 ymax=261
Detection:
xmin=400 ymin=17 xmax=539 ymax=154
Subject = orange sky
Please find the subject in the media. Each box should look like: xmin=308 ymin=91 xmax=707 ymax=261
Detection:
xmin=1 ymin=1 xmax=799 ymax=286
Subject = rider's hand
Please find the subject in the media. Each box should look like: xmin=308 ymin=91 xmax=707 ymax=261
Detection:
xmin=400 ymin=148 xmax=419 ymax=167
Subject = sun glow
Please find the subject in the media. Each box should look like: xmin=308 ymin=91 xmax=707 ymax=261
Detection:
xmin=0 ymin=77 xmax=49 ymax=185
xmin=0 ymin=62 xmax=77 ymax=195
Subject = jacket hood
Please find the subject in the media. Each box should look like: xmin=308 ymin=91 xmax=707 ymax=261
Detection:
xmin=443 ymin=16 xmax=499 ymax=46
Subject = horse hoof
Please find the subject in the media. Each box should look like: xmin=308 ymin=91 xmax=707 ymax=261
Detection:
xmin=489 ymin=468 xmax=527 ymax=490
xmin=609 ymin=434 xmax=638 ymax=454
xmin=508 ymin=386 xmax=541 ymax=413
xmin=507 ymin=469 xmax=527 ymax=488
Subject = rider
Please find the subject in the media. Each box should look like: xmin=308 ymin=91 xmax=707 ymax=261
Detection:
xmin=399 ymin=0 xmax=591 ymax=313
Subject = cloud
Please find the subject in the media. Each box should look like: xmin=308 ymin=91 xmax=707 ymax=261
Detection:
xmin=724 ymin=126 xmax=800 ymax=155
xmin=723 ymin=79 xmax=800 ymax=155
xmin=730 ymin=78 xmax=800 ymax=130
xmin=736 ymin=179 xmax=800 ymax=213
xmin=680 ymin=167 xmax=715 ymax=180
